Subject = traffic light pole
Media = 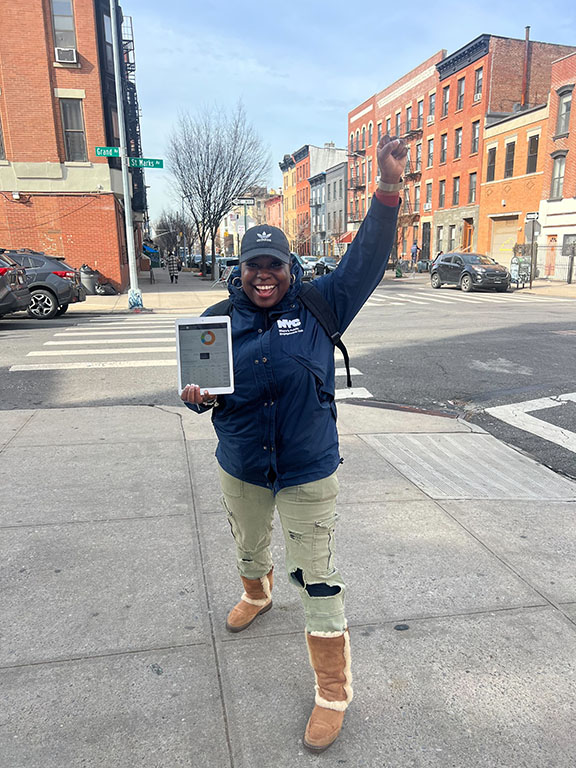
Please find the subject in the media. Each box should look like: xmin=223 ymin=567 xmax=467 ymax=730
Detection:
xmin=110 ymin=0 xmax=143 ymax=310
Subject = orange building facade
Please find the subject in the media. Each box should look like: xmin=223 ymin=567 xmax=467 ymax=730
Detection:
xmin=265 ymin=193 xmax=283 ymax=230
xmin=477 ymin=104 xmax=548 ymax=264
xmin=0 ymin=0 xmax=146 ymax=290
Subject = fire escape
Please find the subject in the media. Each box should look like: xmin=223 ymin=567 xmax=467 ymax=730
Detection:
xmin=398 ymin=118 xmax=422 ymax=227
xmin=121 ymin=16 xmax=147 ymax=214
xmin=347 ymin=136 xmax=366 ymax=223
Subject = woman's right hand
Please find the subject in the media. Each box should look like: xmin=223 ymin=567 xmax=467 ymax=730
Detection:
xmin=180 ymin=384 xmax=215 ymax=405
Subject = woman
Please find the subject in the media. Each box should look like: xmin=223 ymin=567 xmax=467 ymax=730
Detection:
xmin=181 ymin=135 xmax=406 ymax=752
xmin=166 ymin=250 xmax=180 ymax=284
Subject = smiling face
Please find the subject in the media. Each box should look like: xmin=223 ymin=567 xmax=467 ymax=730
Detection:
xmin=240 ymin=255 xmax=291 ymax=308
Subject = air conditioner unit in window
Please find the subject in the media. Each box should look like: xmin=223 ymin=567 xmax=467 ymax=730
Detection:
xmin=423 ymin=202 xmax=432 ymax=211
xmin=427 ymin=115 xmax=435 ymax=125
xmin=55 ymin=47 xmax=78 ymax=64
xmin=474 ymin=92 xmax=482 ymax=102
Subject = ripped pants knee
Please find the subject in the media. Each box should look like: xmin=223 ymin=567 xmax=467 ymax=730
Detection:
xmin=288 ymin=565 xmax=347 ymax=634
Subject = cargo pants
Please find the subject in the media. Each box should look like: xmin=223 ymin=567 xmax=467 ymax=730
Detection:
xmin=219 ymin=467 xmax=346 ymax=634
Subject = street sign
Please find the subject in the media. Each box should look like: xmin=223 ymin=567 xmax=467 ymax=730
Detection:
xmin=128 ymin=157 xmax=164 ymax=169
xmin=95 ymin=146 xmax=120 ymax=157
xmin=526 ymin=212 xmax=539 ymax=221
xmin=233 ymin=197 xmax=255 ymax=206
xmin=524 ymin=220 xmax=541 ymax=239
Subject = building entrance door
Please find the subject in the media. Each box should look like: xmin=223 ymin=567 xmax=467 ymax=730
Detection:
xmin=421 ymin=222 xmax=431 ymax=260
xmin=462 ymin=218 xmax=474 ymax=251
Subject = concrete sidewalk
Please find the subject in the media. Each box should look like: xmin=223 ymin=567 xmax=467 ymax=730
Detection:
xmin=2 ymin=401 xmax=576 ymax=767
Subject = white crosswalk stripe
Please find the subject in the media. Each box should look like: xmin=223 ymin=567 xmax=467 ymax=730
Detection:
xmin=11 ymin=317 xmax=373 ymax=401
xmin=364 ymin=288 xmax=574 ymax=308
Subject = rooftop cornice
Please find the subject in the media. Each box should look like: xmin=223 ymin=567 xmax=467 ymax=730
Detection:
xmin=436 ymin=34 xmax=491 ymax=81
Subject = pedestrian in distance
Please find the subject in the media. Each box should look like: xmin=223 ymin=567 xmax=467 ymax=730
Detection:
xmin=181 ymin=135 xmax=406 ymax=753
xmin=166 ymin=250 xmax=180 ymax=283
xmin=410 ymin=241 xmax=421 ymax=263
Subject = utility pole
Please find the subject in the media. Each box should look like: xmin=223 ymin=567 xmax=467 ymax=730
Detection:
xmin=110 ymin=0 xmax=142 ymax=310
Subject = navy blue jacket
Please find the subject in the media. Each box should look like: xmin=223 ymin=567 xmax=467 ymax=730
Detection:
xmin=186 ymin=194 xmax=399 ymax=492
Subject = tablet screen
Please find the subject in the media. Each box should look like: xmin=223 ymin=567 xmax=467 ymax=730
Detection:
xmin=177 ymin=320 xmax=233 ymax=393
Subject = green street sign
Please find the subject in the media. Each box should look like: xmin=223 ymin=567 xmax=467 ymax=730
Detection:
xmin=95 ymin=146 xmax=120 ymax=157
xmin=129 ymin=157 xmax=164 ymax=169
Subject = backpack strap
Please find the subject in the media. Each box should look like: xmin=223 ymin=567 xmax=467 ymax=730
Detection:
xmin=298 ymin=283 xmax=353 ymax=388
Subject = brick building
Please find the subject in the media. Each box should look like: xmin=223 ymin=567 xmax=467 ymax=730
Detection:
xmin=477 ymin=104 xmax=548 ymax=263
xmin=537 ymin=51 xmax=576 ymax=280
xmin=346 ymin=32 xmax=576 ymax=261
xmin=264 ymin=191 xmax=283 ymax=230
xmin=279 ymin=143 xmax=347 ymax=254
xmin=0 ymin=0 xmax=146 ymax=290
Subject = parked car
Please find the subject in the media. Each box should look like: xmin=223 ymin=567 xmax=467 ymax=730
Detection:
xmin=314 ymin=256 xmax=338 ymax=276
xmin=0 ymin=251 xmax=31 ymax=317
xmin=6 ymin=249 xmax=86 ymax=318
xmin=430 ymin=252 xmax=510 ymax=293
xmin=290 ymin=252 xmax=316 ymax=281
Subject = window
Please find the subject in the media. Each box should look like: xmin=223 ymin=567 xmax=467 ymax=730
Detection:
xmin=327 ymin=184 xmax=331 ymax=201
xmin=448 ymin=224 xmax=456 ymax=251
xmin=327 ymin=212 xmax=331 ymax=230
xmin=417 ymin=100 xmax=424 ymax=129
xmin=350 ymin=134 xmax=354 ymax=153
xmin=452 ymin=176 xmax=460 ymax=205
xmin=457 ymin=77 xmax=465 ymax=110
xmin=469 ymin=172 xmax=477 ymax=203
xmin=386 ymin=117 xmax=391 ymax=135
xmin=414 ymin=185 xmax=420 ymax=212
xmin=471 ymin=121 xmax=480 ymax=154
xmin=368 ymin=123 xmax=373 ymax=146
xmin=551 ymin=154 xmax=566 ymax=198
xmin=454 ymin=127 xmax=462 ymax=159
xmin=367 ymin=158 xmax=372 ymax=183
xmin=395 ymin=113 xmax=401 ymax=137
xmin=403 ymin=186 xmax=410 ymax=212
xmin=427 ymin=138 xmax=434 ymax=167
xmin=440 ymin=133 xmax=447 ymax=164
xmin=355 ymin=130 xmax=359 ymax=151
xmin=425 ymin=181 xmax=432 ymax=204
xmin=474 ymin=67 xmax=483 ymax=98
xmin=429 ymin=92 xmax=436 ymax=120
xmin=486 ymin=147 xmax=496 ymax=181
xmin=402 ymin=227 xmax=407 ymax=256
xmin=361 ymin=126 xmax=366 ymax=148
xmin=60 ymin=99 xmax=87 ymax=161
xmin=377 ymin=122 xmax=382 ymax=141
xmin=103 ymin=14 xmax=114 ymax=72
xmin=406 ymin=105 xmax=412 ymax=132
xmin=526 ymin=135 xmax=539 ymax=173
xmin=415 ymin=143 xmax=422 ymax=171
xmin=0 ymin=115 xmax=5 ymax=160
xmin=504 ymin=141 xmax=515 ymax=178
xmin=436 ymin=225 xmax=443 ymax=252
xmin=442 ymin=85 xmax=450 ymax=117
xmin=51 ymin=0 xmax=76 ymax=48
xmin=438 ymin=179 xmax=446 ymax=208
xmin=557 ymin=90 xmax=572 ymax=135
xmin=339 ymin=178 xmax=343 ymax=198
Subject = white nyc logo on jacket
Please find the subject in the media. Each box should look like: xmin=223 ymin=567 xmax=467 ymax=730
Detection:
xmin=277 ymin=317 xmax=303 ymax=335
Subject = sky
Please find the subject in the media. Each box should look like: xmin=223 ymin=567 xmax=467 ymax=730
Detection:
xmin=122 ymin=0 xmax=576 ymax=223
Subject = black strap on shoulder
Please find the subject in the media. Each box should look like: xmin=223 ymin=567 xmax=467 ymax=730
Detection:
xmin=204 ymin=298 xmax=232 ymax=317
xmin=298 ymin=283 xmax=352 ymax=388
xmin=204 ymin=286 xmax=353 ymax=388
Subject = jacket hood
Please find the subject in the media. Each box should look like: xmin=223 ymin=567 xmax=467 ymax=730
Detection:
xmin=228 ymin=256 xmax=304 ymax=311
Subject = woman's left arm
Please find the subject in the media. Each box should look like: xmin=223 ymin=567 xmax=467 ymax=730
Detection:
xmin=314 ymin=136 xmax=407 ymax=333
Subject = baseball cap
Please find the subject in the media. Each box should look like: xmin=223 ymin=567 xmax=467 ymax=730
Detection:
xmin=239 ymin=224 xmax=291 ymax=264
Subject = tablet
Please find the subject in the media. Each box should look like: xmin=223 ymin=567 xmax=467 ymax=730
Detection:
xmin=175 ymin=316 xmax=234 ymax=395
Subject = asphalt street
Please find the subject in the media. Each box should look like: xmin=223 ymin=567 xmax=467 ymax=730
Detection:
xmin=1 ymin=276 xmax=575 ymax=478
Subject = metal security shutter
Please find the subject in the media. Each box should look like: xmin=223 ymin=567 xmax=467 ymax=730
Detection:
xmin=490 ymin=217 xmax=519 ymax=266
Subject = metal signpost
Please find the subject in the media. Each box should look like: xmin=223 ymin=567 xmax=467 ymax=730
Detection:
xmin=233 ymin=197 xmax=255 ymax=235
xmin=524 ymin=212 xmax=541 ymax=289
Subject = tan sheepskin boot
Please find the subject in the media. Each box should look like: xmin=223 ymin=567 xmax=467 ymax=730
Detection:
xmin=303 ymin=629 xmax=353 ymax=752
xmin=225 ymin=568 xmax=274 ymax=633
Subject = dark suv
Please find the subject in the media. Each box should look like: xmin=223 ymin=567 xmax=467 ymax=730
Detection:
xmin=6 ymin=249 xmax=86 ymax=318
xmin=0 ymin=252 xmax=31 ymax=317
xmin=430 ymin=252 xmax=510 ymax=293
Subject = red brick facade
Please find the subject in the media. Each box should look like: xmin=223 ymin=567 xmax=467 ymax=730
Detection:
xmin=0 ymin=0 xmax=141 ymax=290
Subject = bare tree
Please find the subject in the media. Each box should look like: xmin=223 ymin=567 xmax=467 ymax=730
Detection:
xmin=167 ymin=103 xmax=270 ymax=277
xmin=153 ymin=209 xmax=195 ymax=261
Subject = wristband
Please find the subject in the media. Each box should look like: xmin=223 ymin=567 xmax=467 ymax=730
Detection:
xmin=377 ymin=178 xmax=403 ymax=192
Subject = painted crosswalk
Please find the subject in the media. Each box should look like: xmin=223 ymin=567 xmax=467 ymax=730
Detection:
xmin=365 ymin=289 xmax=574 ymax=308
xmin=10 ymin=316 xmax=373 ymax=401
